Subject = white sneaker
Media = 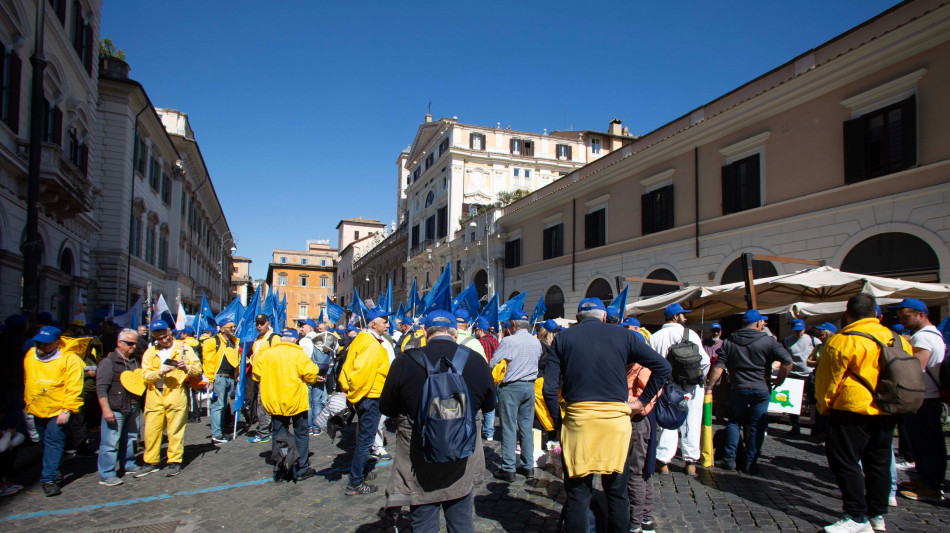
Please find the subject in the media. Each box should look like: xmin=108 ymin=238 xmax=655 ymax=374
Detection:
xmin=894 ymin=461 xmax=915 ymax=471
xmin=887 ymin=494 xmax=897 ymax=507
xmin=868 ymin=515 xmax=885 ymax=531
xmin=824 ymin=515 xmax=872 ymax=533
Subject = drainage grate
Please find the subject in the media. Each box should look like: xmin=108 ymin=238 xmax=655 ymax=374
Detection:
xmin=96 ymin=520 xmax=181 ymax=533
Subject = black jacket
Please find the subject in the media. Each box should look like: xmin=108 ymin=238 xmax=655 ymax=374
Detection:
xmin=96 ymin=351 xmax=141 ymax=413
xmin=715 ymin=328 xmax=792 ymax=391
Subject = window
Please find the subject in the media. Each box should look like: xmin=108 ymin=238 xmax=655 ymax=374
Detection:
xmin=412 ymin=167 xmax=421 ymax=182
xmin=299 ymin=304 xmax=308 ymax=316
xmin=437 ymin=206 xmax=448 ymax=238
xmin=321 ymin=259 xmax=326 ymax=266
xmin=49 ymin=0 xmax=67 ymax=24
xmin=145 ymin=224 xmax=155 ymax=265
xmin=721 ymin=154 xmax=761 ymax=215
xmin=280 ymin=257 xmax=287 ymax=264
xmin=556 ymin=144 xmax=572 ymax=161
xmin=320 ymin=276 xmax=328 ymax=288
xmin=180 ymin=190 xmax=186 ymax=216
xmin=543 ymin=224 xmax=563 ymax=260
xmin=158 ymin=233 xmax=168 ymax=270
xmin=439 ymin=138 xmax=449 ymax=157
xmin=300 ymin=275 xmax=308 ymax=287
xmin=524 ymin=169 xmax=531 ymax=179
xmin=136 ymin=138 xmax=148 ymax=175
xmin=504 ymin=239 xmax=522 ymax=268
xmin=43 ymin=99 xmax=62 ymax=145
xmin=513 ymin=168 xmax=520 ymax=178
xmin=510 ymin=138 xmax=522 ymax=155
xmin=354 ymin=231 xmax=360 ymax=240
xmin=132 ymin=217 xmax=142 ymax=257
xmin=411 ymin=224 xmax=420 ymax=246
xmin=425 ymin=191 xmax=435 ymax=207
xmin=425 ymin=153 xmax=434 ymax=169
xmin=425 ymin=215 xmax=436 ymax=240
xmin=300 ymin=258 xmax=307 ymax=265
xmin=844 ymin=95 xmax=916 ymax=184
xmin=591 ymin=138 xmax=602 ymax=154
xmin=642 ymin=185 xmax=674 ymax=235
xmin=1 ymin=44 xmax=22 ymax=133
xmin=161 ymin=172 xmax=171 ymax=205
xmin=470 ymin=133 xmax=485 ymax=151
xmin=585 ymin=208 xmax=606 ymax=249
xmin=71 ymin=1 xmax=93 ymax=75
xmin=148 ymin=157 xmax=160 ymax=191
xmin=278 ymin=274 xmax=287 ymax=286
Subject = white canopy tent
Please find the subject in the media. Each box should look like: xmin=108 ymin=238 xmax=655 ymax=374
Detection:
xmin=625 ymin=266 xmax=950 ymax=325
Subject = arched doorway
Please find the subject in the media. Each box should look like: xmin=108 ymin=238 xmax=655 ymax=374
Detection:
xmin=720 ymin=258 xmax=778 ymax=285
xmin=640 ymin=268 xmax=681 ymax=298
xmin=544 ymin=285 xmax=565 ymax=319
xmin=841 ymin=233 xmax=939 ymax=282
xmin=59 ymin=248 xmax=74 ymax=275
xmin=473 ymin=269 xmax=488 ymax=301
xmin=585 ymin=278 xmax=613 ymax=307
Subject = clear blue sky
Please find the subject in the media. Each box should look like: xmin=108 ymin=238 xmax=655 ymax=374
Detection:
xmin=101 ymin=0 xmax=900 ymax=280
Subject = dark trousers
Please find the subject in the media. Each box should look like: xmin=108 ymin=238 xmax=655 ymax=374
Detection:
xmin=349 ymin=397 xmax=381 ymax=485
xmin=826 ymin=410 xmax=895 ymax=518
xmin=410 ymin=492 xmax=475 ymax=533
xmin=562 ymin=432 xmax=634 ymax=533
xmin=627 ymin=416 xmax=655 ymax=525
xmin=271 ymin=411 xmax=310 ymax=471
xmin=903 ymin=398 xmax=946 ymax=490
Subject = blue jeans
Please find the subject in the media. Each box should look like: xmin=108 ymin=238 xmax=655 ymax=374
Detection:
xmin=410 ymin=492 xmax=475 ymax=533
xmin=34 ymin=416 xmax=66 ymax=483
xmin=498 ymin=381 xmax=535 ymax=472
xmin=97 ymin=409 xmax=139 ymax=480
xmin=349 ymin=397 xmax=382 ymax=485
xmin=724 ymin=388 xmax=771 ymax=468
xmin=210 ymin=375 xmax=234 ymax=438
xmin=308 ymin=383 xmax=328 ymax=430
xmin=482 ymin=408 xmax=495 ymax=439
xmin=271 ymin=412 xmax=310 ymax=472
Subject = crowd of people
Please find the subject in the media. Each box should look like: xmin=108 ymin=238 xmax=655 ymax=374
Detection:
xmin=0 ymin=292 xmax=946 ymax=533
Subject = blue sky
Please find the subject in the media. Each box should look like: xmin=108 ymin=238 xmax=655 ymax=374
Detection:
xmin=101 ymin=0 xmax=900 ymax=280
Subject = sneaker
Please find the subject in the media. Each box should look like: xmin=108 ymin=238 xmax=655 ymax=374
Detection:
xmin=371 ymin=448 xmax=392 ymax=460
xmin=42 ymin=481 xmax=62 ymax=497
xmin=493 ymin=470 xmax=515 ymax=482
xmin=0 ymin=482 xmax=23 ymax=497
xmin=868 ymin=515 xmax=885 ymax=531
xmin=655 ymin=461 xmax=669 ymax=475
xmin=363 ymin=470 xmax=377 ymax=481
xmin=788 ymin=425 xmax=801 ymax=437
xmin=640 ymin=520 xmax=656 ymax=532
xmin=98 ymin=476 xmax=123 ymax=487
xmin=296 ymin=468 xmax=317 ymax=481
xmin=888 ymin=495 xmax=897 ymax=507
xmin=516 ymin=467 xmax=535 ymax=479
xmin=248 ymin=435 xmax=271 ymax=444
xmin=899 ymin=485 xmax=944 ymax=502
xmin=824 ymin=515 xmax=872 ymax=533
xmin=629 ymin=526 xmax=642 ymax=533
xmin=165 ymin=463 xmax=182 ymax=477
xmin=894 ymin=461 xmax=916 ymax=471
xmin=484 ymin=436 xmax=494 ymax=442
xmin=343 ymin=481 xmax=378 ymax=495
xmin=211 ymin=436 xmax=228 ymax=445
xmin=313 ymin=428 xmax=322 ymax=436
xmin=132 ymin=464 xmax=160 ymax=478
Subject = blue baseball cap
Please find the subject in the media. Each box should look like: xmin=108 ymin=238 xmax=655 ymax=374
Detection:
xmin=606 ymin=308 xmax=621 ymax=321
xmin=541 ymin=319 xmax=561 ymax=332
xmin=815 ymin=322 xmax=838 ymax=334
xmin=889 ymin=298 xmax=928 ymax=314
xmin=183 ymin=326 xmax=195 ymax=335
xmin=891 ymin=324 xmax=905 ymax=333
xmin=620 ymin=317 xmax=640 ymax=327
xmin=578 ymin=297 xmax=606 ymax=313
xmin=742 ymin=309 xmax=764 ymax=324
xmin=345 ymin=324 xmax=360 ymax=333
xmin=454 ymin=309 xmax=470 ymax=322
xmin=508 ymin=309 xmax=529 ymax=322
xmin=474 ymin=317 xmax=491 ymax=331
xmin=710 ymin=323 xmax=722 ymax=330
xmin=365 ymin=307 xmax=393 ymax=322
xmin=281 ymin=328 xmax=299 ymax=339
xmin=664 ymin=303 xmax=692 ymax=319
xmin=219 ymin=318 xmax=235 ymax=327
xmin=424 ymin=310 xmax=456 ymax=329
xmin=302 ymin=318 xmax=318 ymax=330
xmin=32 ymin=326 xmax=61 ymax=343
xmin=791 ymin=319 xmax=805 ymax=331
xmin=149 ymin=320 xmax=170 ymax=332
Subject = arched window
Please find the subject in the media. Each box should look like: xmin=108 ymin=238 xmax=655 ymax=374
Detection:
xmin=59 ymin=247 xmax=74 ymax=275
xmin=640 ymin=269 xmax=681 ymax=298
xmin=841 ymin=233 xmax=939 ymax=282
xmin=720 ymin=259 xmax=777 ymax=285
xmin=473 ymin=270 xmax=488 ymax=301
xmin=425 ymin=191 xmax=435 ymax=207
xmin=544 ymin=285 xmax=565 ymax=319
xmin=585 ymin=278 xmax=614 ymax=306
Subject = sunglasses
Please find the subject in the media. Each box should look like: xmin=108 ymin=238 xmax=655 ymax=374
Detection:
xmin=117 ymin=339 xmax=136 ymax=345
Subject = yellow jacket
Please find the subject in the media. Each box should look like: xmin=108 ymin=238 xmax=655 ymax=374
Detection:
xmin=251 ymin=342 xmax=319 ymax=416
xmin=201 ymin=334 xmax=239 ymax=383
xmin=250 ymin=331 xmax=280 ymax=365
xmin=339 ymin=331 xmax=389 ymax=403
xmin=142 ymin=340 xmax=202 ymax=393
xmin=815 ymin=318 xmax=913 ymax=416
xmin=23 ymin=348 xmax=85 ymax=418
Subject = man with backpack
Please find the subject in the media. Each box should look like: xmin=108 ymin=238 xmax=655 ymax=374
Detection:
xmin=649 ymin=303 xmax=707 ymax=476
xmin=299 ymin=319 xmax=339 ymax=436
xmin=246 ymin=315 xmax=280 ymax=443
xmin=705 ymin=309 xmax=792 ymax=475
xmin=814 ymin=293 xmax=916 ymax=533
xmin=892 ymin=298 xmax=947 ymax=503
xmin=379 ymin=310 xmax=495 ymax=532
xmin=202 ymin=318 xmax=239 ymax=445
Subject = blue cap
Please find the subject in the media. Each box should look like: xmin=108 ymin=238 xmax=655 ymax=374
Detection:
xmin=149 ymin=320 xmax=170 ymax=332
xmin=606 ymin=308 xmax=621 ymax=321
xmin=815 ymin=322 xmax=838 ymax=334
xmin=424 ymin=311 xmax=457 ymax=329
xmin=454 ymin=309 xmax=470 ymax=322
xmin=183 ymin=326 xmax=195 ymax=335
xmin=889 ymin=298 xmax=928 ymax=314
xmin=281 ymin=328 xmax=298 ymax=338
xmin=875 ymin=305 xmax=883 ymax=318
xmin=620 ymin=317 xmax=640 ymax=327
xmin=664 ymin=303 xmax=692 ymax=319
xmin=302 ymin=318 xmax=318 ymax=330
xmin=345 ymin=324 xmax=360 ymax=333
xmin=542 ymin=319 xmax=561 ymax=332
xmin=509 ymin=309 xmax=529 ymax=322
xmin=365 ymin=307 xmax=393 ymax=322
xmin=891 ymin=324 xmax=905 ymax=333
xmin=710 ymin=323 xmax=722 ymax=330
xmin=742 ymin=309 xmax=764 ymax=324
xmin=32 ymin=326 xmax=61 ymax=343
xmin=791 ymin=319 xmax=805 ymax=331
xmin=219 ymin=318 xmax=235 ymax=327
xmin=474 ymin=317 xmax=491 ymax=331
xmin=578 ymin=297 xmax=606 ymax=313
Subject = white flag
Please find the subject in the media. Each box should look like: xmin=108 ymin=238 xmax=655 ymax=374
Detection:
xmin=176 ymin=302 xmax=187 ymax=331
xmin=71 ymin=289 xmax=86 ymax=325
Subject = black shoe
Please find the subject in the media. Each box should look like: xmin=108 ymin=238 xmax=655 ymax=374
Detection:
xmin=716 ymin=460 xmax=736 ymax=471
xmin=165 ymin=463 xmax=182 ymax=477
xmin=42 ymin=482 xmax=62 ymax=497
xmin=788 ymin=426 xmax=801 ymax=437
xmin=516 ymin=467 xmax=535 ymax=479
xmin=741 ymin=463 xmax=759 ymax=476
xmin=343 ymin=482 xmax=378 ymax=495
xmin=296 ymin=468 xmax=317 ymax=481
xmin=493 ymin=470 xmax=515 ymax=482
xmin=640 ymin=520 xmax=656 ymax=532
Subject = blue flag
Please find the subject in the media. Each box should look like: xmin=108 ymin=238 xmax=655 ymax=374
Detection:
xmin=422 ymin=267 xmax=452 ymax=314
xmin=278 ymin=293 xmax=287 ymax=330
xmin=237 ymin=284 xmax=263 ymax=344
xmin=608 ymin=284 xmax=629 ymax=319
xmin=194 ymin=293 xmax=214 ymax=337
xmin=395 ymin=302 xmax=407 ymax=325
xmin=530 ymin=295 xmax=546 ymax=329
xmin=350 ymin=288 xmax=368 ymax=324
xmin=478 ymin=294 xmax=499 ymax=331
xmin=326 ymin=296 xmax=344 ymax=325
xmin=408 ymin=278 xmax=422 ymax=316
xmin=452 ymin=282 xmax=481 ymax=323
xmin=383 ymin=280 xmax=393 ymax=313
xmin=498 ymin=292 xmax=527 ymax=323
xmin=317 ymin=308 xmax=325 ymax=325
xmin=215 ymin=297 xmax=245 ymax=326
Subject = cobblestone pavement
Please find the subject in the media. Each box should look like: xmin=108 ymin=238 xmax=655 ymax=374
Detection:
xmin=0 ymin=417 xmax=948 ymax=532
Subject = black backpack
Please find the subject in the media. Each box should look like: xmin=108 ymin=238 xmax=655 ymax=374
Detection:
xmin=841 ymin=330 xmax=925 ymax=414
xmin=667 ymin=325 xmax=704 ymax=387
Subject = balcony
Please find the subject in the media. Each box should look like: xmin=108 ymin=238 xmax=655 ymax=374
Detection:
xmin=409 ymin=238 xmax=435 ymax=258
xmin=16 ymin=140 xmax=95 ymax=220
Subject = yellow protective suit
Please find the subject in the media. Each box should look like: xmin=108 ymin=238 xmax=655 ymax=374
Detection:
xmin=201 ymin=334 xmax=239 ymax=385
xmin=251 ymin=342 xmax=320 ymax=417
xmin=23 ymin=348 xmax=85 ymax=418
xmin=141 ymin=340 xmax=201 ymax=465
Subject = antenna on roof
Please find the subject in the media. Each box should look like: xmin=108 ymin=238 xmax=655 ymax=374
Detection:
xmin=428 ymin=99 xmax=432 ymax=115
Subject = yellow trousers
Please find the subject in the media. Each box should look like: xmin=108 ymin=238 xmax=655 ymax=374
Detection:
xmin=143 ymin=386 xmax=188 ymax=465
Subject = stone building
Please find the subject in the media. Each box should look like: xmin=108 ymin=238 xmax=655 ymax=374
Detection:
xmin=266 ymin=240 xmax=336 ymax=326
xmin=335 ymin=217 xmax=386 ymax=308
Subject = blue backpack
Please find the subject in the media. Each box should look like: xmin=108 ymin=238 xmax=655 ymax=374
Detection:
xmin=406 ymin=346 xmax=477 ymax=463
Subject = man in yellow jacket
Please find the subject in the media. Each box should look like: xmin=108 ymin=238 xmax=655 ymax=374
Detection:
xmin=815 ymin=293 xmax=913 ymax=533
xmin=23 ymin=326 xmax=84 ymax=497
xmin=138 ymin=320 xmax=201 ymax=477
xmin=252 ymin=328 xmax=322 ymax=481
xmin=202 ymin=318 xmax=239 ymax=444
xmin=338 ymin=307 xmax=391 ymax=495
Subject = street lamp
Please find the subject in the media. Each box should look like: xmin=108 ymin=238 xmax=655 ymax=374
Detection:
xmin=469 ymin=209 xmax=492 ymax=297
xmin=219 ymin=232 xmax=237 ymax=309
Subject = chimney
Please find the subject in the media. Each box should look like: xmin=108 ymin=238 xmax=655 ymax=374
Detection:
xmin=609 ymin=118 xmax=623 ymax=136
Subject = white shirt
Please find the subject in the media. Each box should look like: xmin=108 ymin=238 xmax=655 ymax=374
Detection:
xmin=298 ymin=332 xmax=317 ymax=360
xmin=649 ymin=322 xmax=709 ymax=375
xmin=911 ymin=325 xmax=947 ymax=399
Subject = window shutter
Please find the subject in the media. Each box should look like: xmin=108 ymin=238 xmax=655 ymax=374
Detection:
xmin=721 ymin=163 xmax=737 ymax=214
xmin=745 ymin=155 xmax=761 ymax=209
xmin=899 ymin=94 xmax=917 ymax=170
xmin=641 ymin=193 xmax=654 ymax=235
xmin=52 ymin=106 xmax=63 ymax=146
xmin=584 ymin=212 xmax=594 ymax=248
xmin=510 ymin=138 xmax=515 ymax=153
xmin=662 ymin=185 xmax=674 ymax=230
xmin=56 ymin=1 xmax=67 ymax=23
xmin=80 ymin=144 xmax=88 ymax=175
xmin=842 ymin=117 xmax=866 ymax=184
xmin=469 ymin=133 xmax=474 ymax=149
xmin=84 ymin=25 xmax=94 ymax=75
xmin=567 ymin=145 xmax=572 ymax=161
xmin=8 ymin=50 xmax=21 ymax=133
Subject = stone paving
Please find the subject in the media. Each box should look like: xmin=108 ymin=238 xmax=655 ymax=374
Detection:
xmin=0 ymin=417 xmax=948 ymax=532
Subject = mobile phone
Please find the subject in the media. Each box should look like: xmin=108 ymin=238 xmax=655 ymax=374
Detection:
xmin=162 ymin=358 xmax=178 ymax=366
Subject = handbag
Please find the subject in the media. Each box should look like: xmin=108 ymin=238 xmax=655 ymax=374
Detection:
xmin=655 ymin=382 xmax=689 ymax=430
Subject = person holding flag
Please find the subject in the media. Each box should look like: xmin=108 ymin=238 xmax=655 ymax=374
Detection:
xmin=245 ymin=314 xmax=281 ymax=443
xmin=181 ymin=326 xmax=203 ymax=423
xmin=202 ymin=318 xmax=240 ymax=445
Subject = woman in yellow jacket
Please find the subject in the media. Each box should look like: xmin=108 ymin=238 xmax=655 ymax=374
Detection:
xmin=138 ymin=320 xmax=201 ymax=477
xmin=23 ymin=326 xmax=84 ymax=497
xmin=251 ymin=328 xmax=322 ymax=480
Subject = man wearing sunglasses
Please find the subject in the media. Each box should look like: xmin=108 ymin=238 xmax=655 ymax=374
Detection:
xmin=96 ymin=328 xmax=147 ymax=486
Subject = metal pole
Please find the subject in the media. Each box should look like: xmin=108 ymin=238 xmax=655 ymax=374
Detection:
xmin=741 ymin=252 xmax=758 ymax=310
xmin=21 ymin=1 xmax=47 ymax=322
